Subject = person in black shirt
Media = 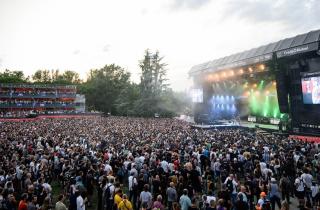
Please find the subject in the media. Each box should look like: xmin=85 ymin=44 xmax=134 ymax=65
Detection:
xmin=188 ymin=198 xmax=199 ymax=210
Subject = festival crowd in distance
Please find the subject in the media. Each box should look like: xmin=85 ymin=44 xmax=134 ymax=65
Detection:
xmin=0 ymin=116 xmax=319 ymax=210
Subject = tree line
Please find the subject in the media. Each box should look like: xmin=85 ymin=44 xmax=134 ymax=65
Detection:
xmin=0 ymin=50 xmax=191 ymax=117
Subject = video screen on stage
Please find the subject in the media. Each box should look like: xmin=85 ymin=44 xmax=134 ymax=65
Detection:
xmin=191 ymin=88 xmax=203 ymax=103
xmin=301 ymin=76 xmax=320 ymax=104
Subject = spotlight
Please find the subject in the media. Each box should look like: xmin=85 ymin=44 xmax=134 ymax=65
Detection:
xmin=255 ymin=91 xmax=260 ymax=95
xmin=273 ymin=81 xmax=277 ymax=86
xmin=249 ymin=67 xmax=253 ymax=73
xmin=229 ymin=71 xmax=234 ymax=76
xmin=259 ymin=64 xmax=265 ymax=70
xmin=239 ymin=69 xmax=244 ymax=74
xmin=253 ymin=83 xmax=257 ymax=88
xmin=265 ymin=90 xmax=270 ymax=95
xmin=222 ymin=72 xmax=227 ymax=77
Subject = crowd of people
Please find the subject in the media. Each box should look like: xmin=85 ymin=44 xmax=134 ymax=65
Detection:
xmin=0 ymin=116 xmax=319 ymax=210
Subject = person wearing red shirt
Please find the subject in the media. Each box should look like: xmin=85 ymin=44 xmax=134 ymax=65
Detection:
xmin=18 ymin=194 xmax=28 ymax=210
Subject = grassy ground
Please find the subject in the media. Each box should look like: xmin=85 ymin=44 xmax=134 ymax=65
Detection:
xmin=51 ymin=181 xmax=98 ymax=210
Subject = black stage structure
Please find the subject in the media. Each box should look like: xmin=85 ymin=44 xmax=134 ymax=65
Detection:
xmin=189 ymin=29 xmax=320 ymax=136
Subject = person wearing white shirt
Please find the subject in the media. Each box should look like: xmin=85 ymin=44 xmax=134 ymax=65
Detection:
xmin=160 ymin=160 xmax=169 ymax=173
xmin=295 ymin=173 xmax=305 ymax=206
xmin=104 ymin=162 xmax=113 ymax=174
xmin=311 ymin=181 xmax=319 ymax=206
xmin=301 ymin=169 xmax=313 ymax=206
xmin=76 ymin=192 xmax=86 ymax=210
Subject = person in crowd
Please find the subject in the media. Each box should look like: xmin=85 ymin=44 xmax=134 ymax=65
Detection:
xmin=0 ymin=116 xmax=319 ymax=210
xmin=139 ymin=184 xmax=152 ymax=210
xmin=206 ymin=199 xmax=216 ymax=210
xmin=167 ymin=182 xmax=178 ymax=210
xmin=76 ymin=191 xmax=86 ymax=210
xmin=224 ymin=174 xmax=239 ymax=207
xmin=18 ymin=194 xmax=28 ymax=210
xmin=179 ymin=189 xmax=191 ymax=210
xmin=268 ymin=178 xmax=281 ymax=210
xmin=55 ymin=194 xmax=67 ymax=210
xmin=118 ymin=194 xmax=133 ymax=210
xmin=152 ymin=195 xmax=165 ymax=210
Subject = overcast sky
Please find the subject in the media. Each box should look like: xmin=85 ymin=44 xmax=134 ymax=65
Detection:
xmin=0 ymin=0 xmax=320 ymax=91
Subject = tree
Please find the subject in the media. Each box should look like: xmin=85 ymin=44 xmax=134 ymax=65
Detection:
xmin=135 ymin=49 xmax=172 ymax=117
xmin=32 ymin=69 xmax=81 ymax=84
xmin=0 ymin=69 xmax=29 ymax=83
xmin=82 ymin=64 xmax=131 ymax=114
xmin=32 ymin=70 xmax=52 ymax=83
xmin=115 ymin=83 xmax=140 ymax=116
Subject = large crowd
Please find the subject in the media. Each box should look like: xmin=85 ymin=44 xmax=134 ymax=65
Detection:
xmin=0 ymin=116 xmax=319 ymax=210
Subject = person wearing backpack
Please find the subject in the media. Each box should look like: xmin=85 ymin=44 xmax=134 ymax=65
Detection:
xmin=128 ymin=172 xmax=138 ymax=210
xmin=223 ymin=174 xmax=238 ymax=208
xmin=256 ymin=192 xmax=270 ymax=210
xmin=103 ymin=178 xmax=115 ymax=210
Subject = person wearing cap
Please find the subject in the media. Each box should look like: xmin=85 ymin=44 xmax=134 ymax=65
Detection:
xmin=268 ymin=178 xmax=281 ymax=210
xmin=256 ymin=192 xmax=267 ymax=210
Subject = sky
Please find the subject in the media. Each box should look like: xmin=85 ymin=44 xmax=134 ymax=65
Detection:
xmin=0 ymin=0 xmax=320 ymax=91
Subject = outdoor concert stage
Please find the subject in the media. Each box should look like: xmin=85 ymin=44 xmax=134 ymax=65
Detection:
xmin=189 ymin=29 xmax=320 ymax=136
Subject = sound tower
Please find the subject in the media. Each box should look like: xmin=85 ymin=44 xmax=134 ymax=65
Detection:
xmin=275 ymin=65 xmax=290 ymax=113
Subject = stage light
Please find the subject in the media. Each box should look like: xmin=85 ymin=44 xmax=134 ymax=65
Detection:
xmin=249 ymin=67 xmax=253 ymax=73
xmin=265 ymin=90 xmax=270 ymax=95
xmin=222 ymin=72 xmax=227 ymax=77
xmin=255 ymin=91 xmax=260 ymax=95
xmin=258 ymin=80 xmax=264 ymax=90
xmin=239 ymin=69 xmax=244 ymax=74
xmin=259 ymin=64 xmax=265 ymax=70
xmin=253 ymin=83 xmax=257 ymax=88
xmin=208 ymin=75 xmax=214 ymax=81
xmin=273 ymin=81 xmax=277 ymax=86
xmin=229 ymin=71 xmax=234 ymax=76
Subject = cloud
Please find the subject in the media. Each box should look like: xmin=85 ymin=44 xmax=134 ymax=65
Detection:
xmin=223 ymin=0 xmax=320 ymax=31
xmin=73 ymin=49 xmax=80 ymax=55
xmin=170 ymin=0 xmax=211 ymax=10
xmin=102 ymin=44 xmax=111 ymax=53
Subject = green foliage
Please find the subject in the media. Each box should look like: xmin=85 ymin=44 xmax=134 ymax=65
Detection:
xmin=32 ymin=69 xmax=81 ymax=84
xmin=81 ymin=64 xmax=131 ymax=114
xmin=0 ymin=69 xmax=29 ymax=83
xmin=0 ymin=51 xmax=192 ymax=118
xmin=136 ymin=49 xmax=177 ymax=117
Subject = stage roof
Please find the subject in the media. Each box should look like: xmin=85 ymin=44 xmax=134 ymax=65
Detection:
xmin=189 ymin=29 xmax=320 ymax=77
